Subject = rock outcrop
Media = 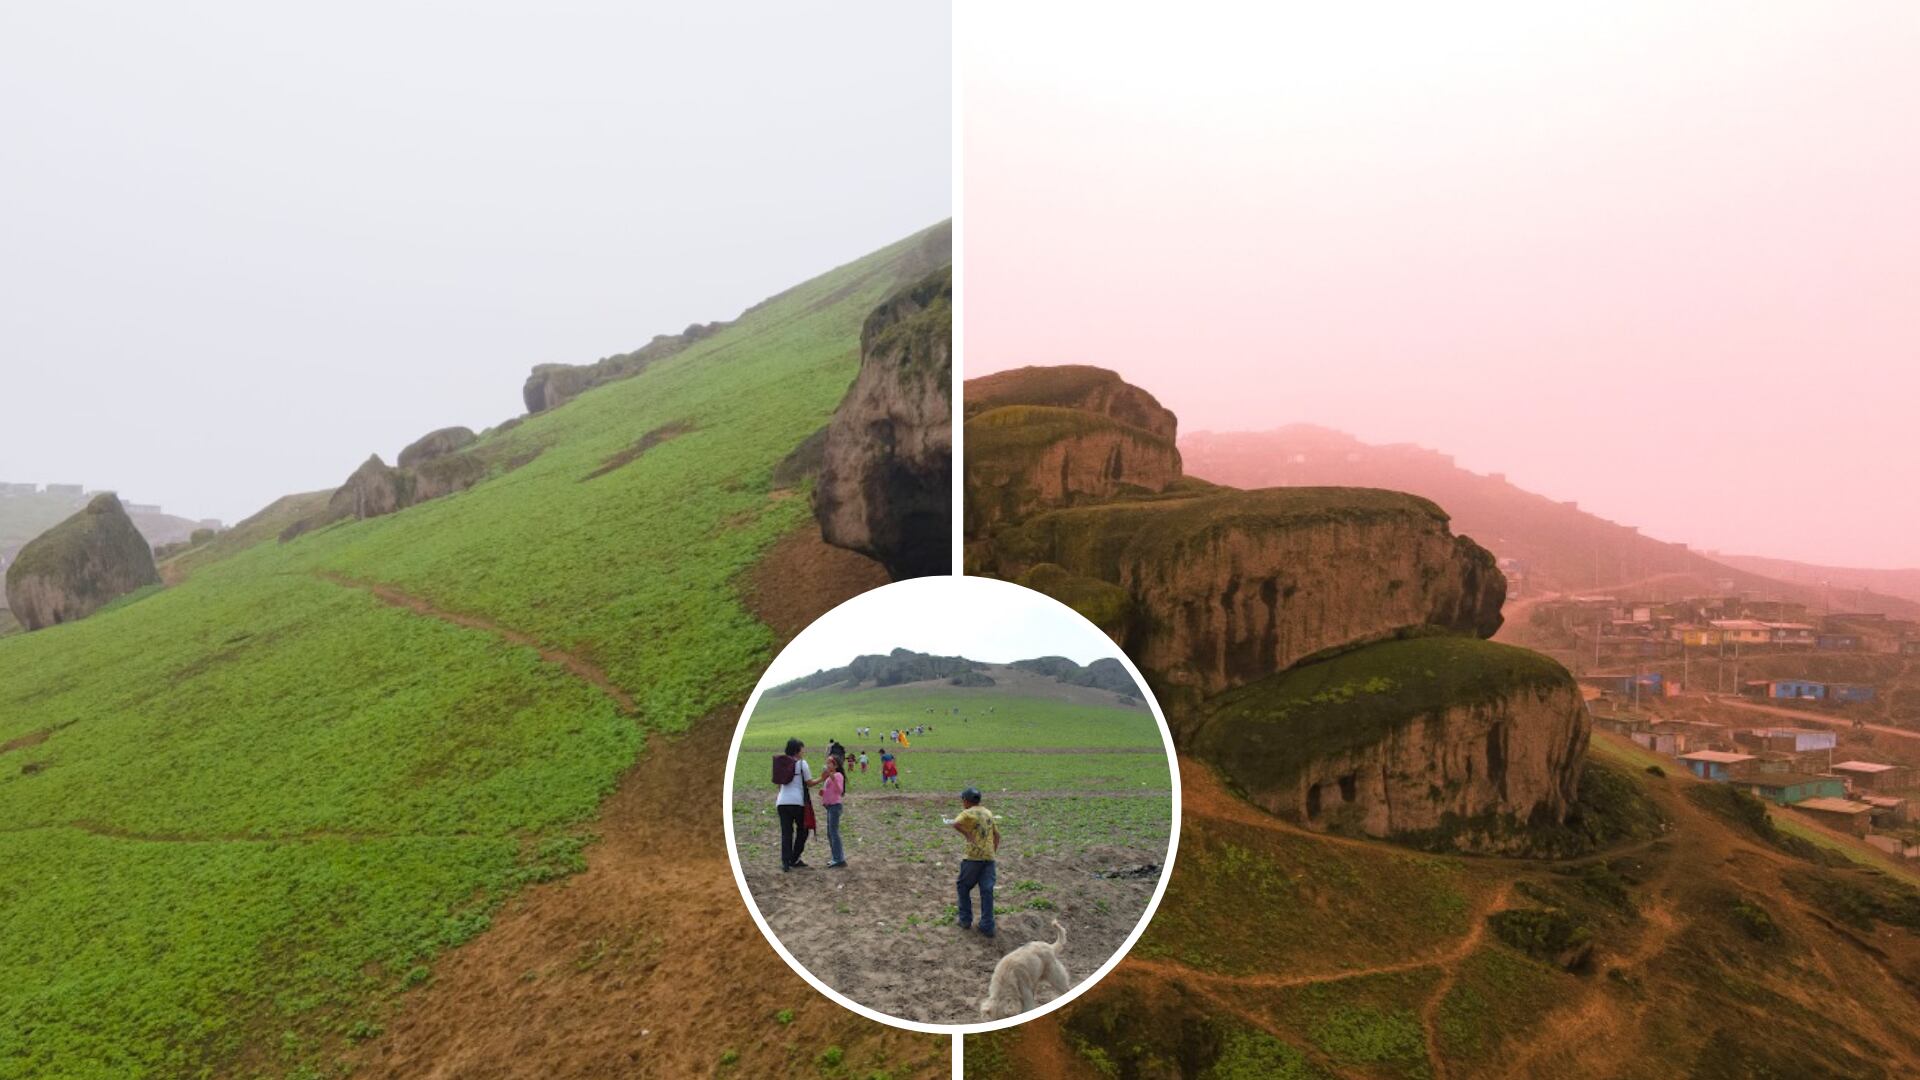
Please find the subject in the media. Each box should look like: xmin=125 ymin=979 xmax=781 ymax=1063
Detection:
xmin=397 ymin=426 xmax=477 ymax=468
xmin=772 ymin=647 xmax=982 ymax=694
xmin=989 ymin=487 xmax=1504 ymax=700
xmin=1010 ymin=655 xmax=1143 ymax=698
xmin=965 ymin=406 xmax=1181 ymax=534
xmin=1189 ymin=637 xmax=1588 ymax=850
xmin=812 ymin=266 xmax=952 ymax=580
xmin=965 ymin=365 xmax=1178 ymax=441
xmin=965 ymin=365 xmax=1587 ymax=849
xmin=522 ymin=322 xmax=728 ymax=415
xmin=4 ymin=493 xmax=160 ymax=630
xmin=326 ymin=455 xmax=413 ymax=521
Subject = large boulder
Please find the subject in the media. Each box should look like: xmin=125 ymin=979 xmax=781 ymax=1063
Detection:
xmin=4 ymin=493 xmax=160 ymax=630
xmin=965 ymin=405 xmax=1181 ymax=534
xmin=1188 ymin=637 xmax=1589 ymax=849
xmin=989 ymin=486 xmax=1504 ymax=700
xmin=325 ymin=455 xmax=413 ymax=521
xmin=812 ymin=266 xmax=952 ymax=580
xmin=965 ymin=364 xmax=1178 ymax=441
xmin=397 ymin=426 xmax=477 ymax=468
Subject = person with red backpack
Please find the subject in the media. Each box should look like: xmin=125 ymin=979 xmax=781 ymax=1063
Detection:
xmin=773 ymin=737 xmax=825 ymax=871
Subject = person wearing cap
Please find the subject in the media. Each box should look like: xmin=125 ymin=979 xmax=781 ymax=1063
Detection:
xmin=949 ymin=787 xmax=1000 ymax=938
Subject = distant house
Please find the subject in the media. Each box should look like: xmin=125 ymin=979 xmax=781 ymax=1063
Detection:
xmin=1792 ymin=796 xmax=1873 ymax=836
xmin=1765 ymin=622 xmax=1817 ymax=646
xmin=1579 ymin=673 xmax=1663 ymax=698
xmin=124 ymin=503 xmax=162 ymax=514
xmin=1866 ymin=834 xmax=1920 ymax=859
xmin=1861 ymin=795 xmax=1908 ymax=827
xmin=1680 ymin=750 xmax=1758 ymax=782
xmin=1832 ymin=761 xmax=1906 ymax=793
xmin=1631 ymin=730 xmax=1685 ymax=756
xmin=1677 ymin=625 xmax=1723 ymax=647
xmin=1744 ymin=679 xmax=1826 ymax=701
xmin=1712 ymin=619 xmax=1772 ymax=645
xmin=1830 ymin=683 xmax=1876 ymax=705
xmin=1744 ymin=773 xmax=1847 ymax=806
xmin=43 ymin=483 xmax=84 ymax=497
xmin=1733 ymin=727 xmax=1837 ymax=754
xmin=1817 ymin=633 xmax=1860 ymax=651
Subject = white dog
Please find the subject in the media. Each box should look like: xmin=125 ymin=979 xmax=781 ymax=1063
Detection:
xmin=978 ymin=920 xmax=1071 ymax=1019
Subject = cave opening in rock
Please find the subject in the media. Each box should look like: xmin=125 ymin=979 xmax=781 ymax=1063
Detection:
xmin=1305 ymin=782 xmax=1323 ymax=820
xmin=1338 ymin=773 xmax=1357 ymax=802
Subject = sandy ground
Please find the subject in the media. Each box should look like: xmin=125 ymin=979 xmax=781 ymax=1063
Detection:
xmin=735 ymin=790 xmax=1164 ymax=1024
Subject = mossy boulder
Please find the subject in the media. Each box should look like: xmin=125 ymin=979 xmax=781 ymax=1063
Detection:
xmin=4 ymin=493 xmax=161 ymax=631
xmin=325 ymin=455 xmax=414 ymax=521
xmin=990 ymin=487 xmax=1505 ymax=698
xmin=1015 ymin=564 xmax=1134 ymax=638
xmin=965 ymin=364 xmax=1177 ymax=441
xmin=1189 ymin=637 xmax=1588 ymax=850
xmin=965 ymin=405 xmax=1181 ymax=533
xmin=813 ymin=265 xmax=952 ymax=580
xmin=396 ymin=425 xmax=477 ymax=468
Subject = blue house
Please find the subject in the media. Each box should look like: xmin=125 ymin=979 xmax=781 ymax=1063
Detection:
xmin=1832 ymin=683 xmax=1877 ymax=704
xmin=1680 ymin=751 xmax=1757 ymax=782
xmin=1749 ymin=679 xmax=1827 ymax=701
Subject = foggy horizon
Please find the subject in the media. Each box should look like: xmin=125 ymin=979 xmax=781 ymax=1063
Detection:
xmin=964 ymin=1 xmax=1919 ymax=571
xmin=2 ymin=2 xmax=951 ymax=526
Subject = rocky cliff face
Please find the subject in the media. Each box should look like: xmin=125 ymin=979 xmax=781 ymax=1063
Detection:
xmin=964 ymin=365 xmax=1587 ymax=850
xmin=965 ymin=406 xmax=1181 ymax=534
xmin=812 ymin=266 xmax=952 ymax=580
xmin=4 ymin=493 xmax=160 ymax=630
xmin=987 ymin=486 xmax=1504 ymax=700
xmin=522 ymin=322 xmax=728 ymax=415
xmin=1189 ymin=637 xmax=1588 ymax=850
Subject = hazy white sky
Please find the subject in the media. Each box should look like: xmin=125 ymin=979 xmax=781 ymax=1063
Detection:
xmin=1 ymin=1 xmax=950 ymax=524
xmin=963 ymin=1 xmax=1920 ymax=569
xmin=759 ymin=577 xmax=1124 ymax=688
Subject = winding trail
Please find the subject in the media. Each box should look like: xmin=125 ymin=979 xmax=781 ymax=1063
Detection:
xmin=318 ymin=572 xmax=638 ymax=715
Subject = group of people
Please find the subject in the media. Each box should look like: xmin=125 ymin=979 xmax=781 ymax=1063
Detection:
xmin=768 ymin=737 xmax=1001 ymax=936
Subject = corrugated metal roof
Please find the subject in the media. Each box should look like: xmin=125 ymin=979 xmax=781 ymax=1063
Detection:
xmin=1833 ymin=761 xmax=1899 ymax=773
xmin=1681 ymin=751 xmax=1756 ymax=763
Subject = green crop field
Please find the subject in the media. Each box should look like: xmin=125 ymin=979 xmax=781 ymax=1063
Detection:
xmin=0 ymin=224 xmax=947 ymax=1080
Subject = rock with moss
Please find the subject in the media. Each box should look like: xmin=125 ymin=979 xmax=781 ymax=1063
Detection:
xmin=990 ymin=486 xmax=1504 ymax=698
xmin=325 ymin=455 xmax=414 ymax=522
xmin=4 ymin=493 xmax=162 ymax=630
xmin=522 ymin=321 xmax=729 ymax=414
xmin=965 ymin=405 xmax=1181 ymax=533
xmin=812 ymin=265 xmax=952 ymax=580
xmin=397 ymin=426 xmax=477 ymax=468
xmin=1189 ymin=637 xmax=1588 ymax=850
xmin=965 ymin=364 xmax=1178 ymax=441
xmin=1015 ymin=563 xmax=1135 ymax=638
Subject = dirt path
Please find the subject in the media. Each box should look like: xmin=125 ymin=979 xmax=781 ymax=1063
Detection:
xmin=318 ymin=571 xmax=638 ymax=715
xmin=343 ymin=708 xmax=946 ymax=1079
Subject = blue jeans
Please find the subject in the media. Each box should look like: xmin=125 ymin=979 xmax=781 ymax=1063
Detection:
xmin=825 ymin=802 xmax=845 ymax=864
xmin=957 ymin=859 xmax=996 ymax=934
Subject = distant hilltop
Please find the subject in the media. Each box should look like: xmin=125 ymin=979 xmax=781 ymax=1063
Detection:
xmin=770 ymin=646 xmax=1144 ymax=704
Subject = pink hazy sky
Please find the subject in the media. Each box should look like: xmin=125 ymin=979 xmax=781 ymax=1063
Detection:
xmin=962 ymin=2 xmax=1919 ymax=569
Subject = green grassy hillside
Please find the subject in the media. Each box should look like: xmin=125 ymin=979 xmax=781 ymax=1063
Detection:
xmin=0 ymin=223 xmax=946 ymax=1080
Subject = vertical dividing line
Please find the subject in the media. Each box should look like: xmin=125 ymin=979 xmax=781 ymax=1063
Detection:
xmin=948 ymin=0 xmax=966 ymax=579
xmin=953 ymin=1031 xmax=965 ymax=1079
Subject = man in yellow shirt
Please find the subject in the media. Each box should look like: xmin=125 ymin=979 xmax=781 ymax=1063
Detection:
xmin=949 ymin=787 xmax=1000 ymax=938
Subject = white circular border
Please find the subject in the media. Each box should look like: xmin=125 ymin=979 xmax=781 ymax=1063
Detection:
xmin=721 ymin=575 xmax=1183 ymax=1035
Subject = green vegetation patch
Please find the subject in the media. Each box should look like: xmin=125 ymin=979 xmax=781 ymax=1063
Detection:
xmin=1016 ymin=563 xmax=1133 ymax=638
xmin=993 ymin=486 xmax=1448 ymax=583
xmin=1135 ymin=814 xmax=1473 ymax=977
xmin=1191 ymin=636 xmax=1571 ymax=793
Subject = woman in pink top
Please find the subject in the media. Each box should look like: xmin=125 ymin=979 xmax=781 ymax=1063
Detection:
xmin=821 ymin=754 xmax=848 ymax=868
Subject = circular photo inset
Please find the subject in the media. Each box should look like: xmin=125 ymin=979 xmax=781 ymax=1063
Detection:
xmin=723 ymin=575 xmax=1180 ymax=1032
